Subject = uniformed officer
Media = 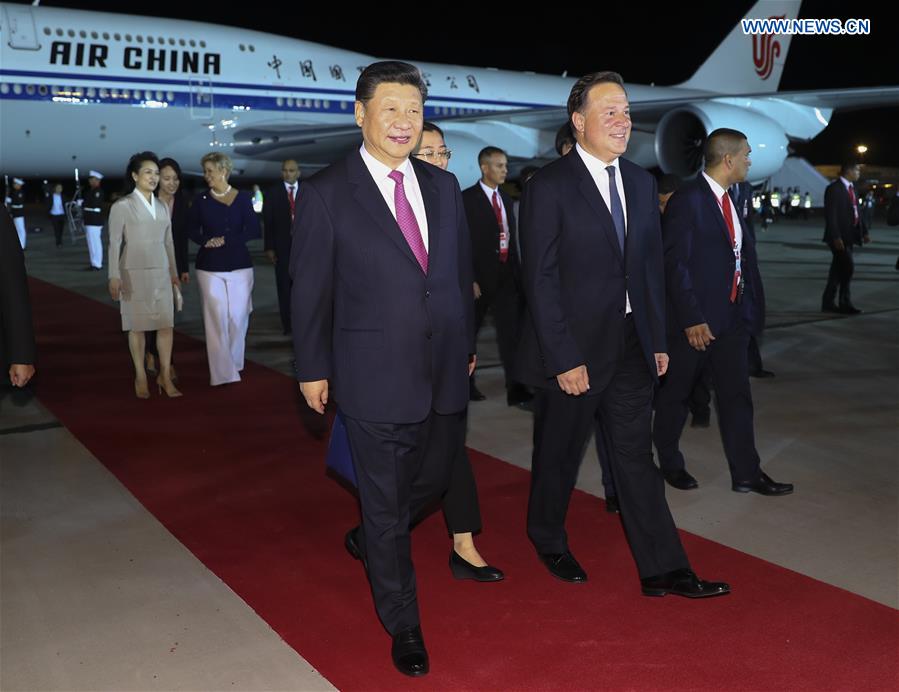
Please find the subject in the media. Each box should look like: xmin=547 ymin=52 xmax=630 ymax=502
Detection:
xmin=9 ymin=178 xmax=26 ymax=249
xmin=83 ymin=170 xmax=106 ymax=270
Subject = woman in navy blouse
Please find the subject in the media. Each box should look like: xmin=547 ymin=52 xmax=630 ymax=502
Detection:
xmin=188 ymin=152 xmax=261 ymax=385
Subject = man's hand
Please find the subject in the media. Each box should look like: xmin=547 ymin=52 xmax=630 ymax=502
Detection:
xmin=9 ymin=364 xmax=34 ymax=387
xmin=685 ymin=323 xmax=715 ymax=351
xmin=299 ymin=379 xmax=328 ymax=414
xmin=556 ymin=365 xmax=589 ymax=396
xmin=108 ymin=278 xmax=121 ymax=301
xmin=863 ymin=234 xmax=871 ymax=245
xmin=655 ymin=353 xmax=669 ymax=377
xmin=468 ymin=354 xmax=477 ymax=377
xmin=473 ymin=282 xmax=482 ymax=300
xmin=833 ymin=238 xmax=846 ymax=252
xmin=179 ymin=272 xmax=190 ymax=284
xmin=266 ymin=249 xmax=277 ymax=265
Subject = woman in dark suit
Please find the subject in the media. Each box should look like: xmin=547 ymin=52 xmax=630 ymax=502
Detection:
xmin=146 ymin=158 xmax=189 ymax=380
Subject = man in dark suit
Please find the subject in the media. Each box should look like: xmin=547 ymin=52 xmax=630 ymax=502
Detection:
xmin=264 ymin=159 xmax=301 ymax=335
xmin=289 ymin=61 xmax=475 ymax=678
xmin=821 ymin=161 xmax=870 ymax=315
xmin=463 ymin=146 xmax=531 ymax=406
xmin=1 ymin=208 xmax=36 ymax=392
xmin=518 ymin=71 xmax=728 ymax=598
xmin=652 ymin=128 xmax=793 ymax=496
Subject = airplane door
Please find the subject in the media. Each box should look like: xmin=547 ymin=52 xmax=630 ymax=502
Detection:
xmin=189 ymin=79 xmax=213 ymax=119
xmin=3 ymin=5 xmax=40 ymax=50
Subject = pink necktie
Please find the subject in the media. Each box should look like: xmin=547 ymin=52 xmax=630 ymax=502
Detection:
xmin=388 ymin=170 xmax=428 ymax=274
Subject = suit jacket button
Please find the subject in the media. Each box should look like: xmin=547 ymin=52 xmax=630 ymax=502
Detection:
xmin=426 ymin=331 xmax=432 ymax=339
xmin=425 ymin=291 xmax=430 ymax=298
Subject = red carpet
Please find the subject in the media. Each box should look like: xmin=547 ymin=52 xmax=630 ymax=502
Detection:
xmin=28 ymin=277 xmax=899 ymax=690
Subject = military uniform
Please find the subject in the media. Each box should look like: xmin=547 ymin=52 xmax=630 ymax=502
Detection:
xmin=9 ymin=183 xmax=26 ymax=249
xmin=83 ymin=173 xmax=106 ymax=269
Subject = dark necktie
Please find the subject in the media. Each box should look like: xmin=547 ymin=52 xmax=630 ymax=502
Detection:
xmin=606 ymin=165 xmax=625 ymax=254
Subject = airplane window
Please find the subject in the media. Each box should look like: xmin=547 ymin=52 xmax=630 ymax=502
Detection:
xmin=286 ymin=98 xmax=294 ymax=107
xmin=100 ymin=88 xmax=109 ymax=98
xmin=51 ymin=86 xmax=60 ymax=95
xmin=200 ymin=41 xmax=206 ymax=48
xmin=43 ymin=28 xmax=50 ymax=36
xmin=38 ymin=85 xmax=48 ymax=96
xmin=56 ymin=29 xmax=63 ymax=36
xmin=68 ymin=29 xmax=75 ymax=37
xmin=148 ymin=36 xmax=154 ymax=44
xmin=179 ymin=39 xmax=185 ymax=46
xmin=168 ymin=38 xmax=175 ymax=46
xmin=239 ymin=44 xmax=245 ymax=51
xmin=87 ymin=87 xmax=96 ymax=98
xmin=0 ymin=84 xmax=8 ymax=95
xmin=158 ymin=37 xmax=164 ymax=44
xmin=122 ymin=89 xmax=130 ymax=99
xmin=323 ymin=100 xmax=330 ymax=109
xmin=249 ymin=45 xmax=255 ymax=52
xmin=125 ymin=34 xmax=132 ymax=41
xmin=155 ymin=90 xmax=163 ymax=100
xmin=111 ymin=88 xmax=119 ymax=97
xmin=143 ymin=90 xmax=151 ymax=100
xmin=189 ymin=40 xmax=196 ymax=47
xmin=137 ymin=35 xmax=144 ymax=43
xmin=102 ymin=32 xmax=109 ymax=39
xmin=314 ymin=99 xmax=321 ymax=109
xmin=26 ymin=85 xmax=36 ymax=95
xmin=276 ymin=97 xmax=284 ymax=107
xmin=166 ymin=91 xmax=174 ymax=100
xmin=340 ymin=101 xmax=348 ymax=111
xmin=91 ymin=31 xmax=98 ymax=39
xmin=79 ymin=30 xmax=86 ymax=38
xmin=13 ymin=84 xmax=22 ymax=95
xmin=114 ymin=33 xmax=121 ymax=41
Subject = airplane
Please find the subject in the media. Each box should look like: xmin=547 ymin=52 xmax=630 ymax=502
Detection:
xmin=2 ymin=0 xmax=898 ymax=188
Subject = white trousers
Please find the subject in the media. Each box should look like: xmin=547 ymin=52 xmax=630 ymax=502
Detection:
xmin=197 ymin=268 xmax=254 ymax=386
xmin=85 ymin=225 xmax=103 ymax=268
xmin=13 ymin=217 xmax=26 ymax=249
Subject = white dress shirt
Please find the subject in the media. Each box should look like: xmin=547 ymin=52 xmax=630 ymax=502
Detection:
xmin=359 ymin=144 xmax=429 ymax=251
xmin=576 ymin=143 xmax=631 ymax=314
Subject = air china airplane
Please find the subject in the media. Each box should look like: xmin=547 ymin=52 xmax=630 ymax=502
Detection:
xmin=1 ymin=1 xmax=896 ymax=187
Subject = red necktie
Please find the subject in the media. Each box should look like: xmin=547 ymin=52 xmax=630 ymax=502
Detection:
xmin=720 ymin=192 xmax=740 ymax=303
xmin=288 ymin=185 xmax=296 ymax=222
xmin=847 ymin=184 xmax=859 ymax=225
xmin=492 ymin=190 xmax=509 ymax=263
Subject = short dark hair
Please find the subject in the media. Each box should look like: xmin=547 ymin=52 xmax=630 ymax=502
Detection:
xmin=704 ymin=128 xmax=747 ymax=167
xmin=555 ymin=122 xmax=576 ymax=156
xmin=658 ymin=173 xmax=681 ymax=195
xmin=840 ymin=160 xmax=861 ymax=174
xmin=158 ymin=157 xmax=182 ymax=180
xmin=422 ymin=121 xmax=444 ymax=138
xmin=567 ymin=71 xmax=625 ymax=119
xmin=478 ymin=146 xmax=506 ymax=165
xmin=356 ymin=61 xmax=428 ymax=104
xmin=124 ymin=151 xmax=159 ymax=192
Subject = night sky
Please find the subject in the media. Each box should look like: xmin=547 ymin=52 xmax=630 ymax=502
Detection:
xmin=20 ymin=0 xmax=899 ymax=166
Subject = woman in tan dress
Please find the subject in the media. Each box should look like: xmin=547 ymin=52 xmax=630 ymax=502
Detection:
xmin=107 ymin=152 xmax=182 ymax=399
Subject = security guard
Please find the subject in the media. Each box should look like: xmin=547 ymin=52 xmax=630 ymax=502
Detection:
xmin=9 ymin=178 xmax=27 ymax=249
xmin=83 ymin=170 xmax=106 ymax=270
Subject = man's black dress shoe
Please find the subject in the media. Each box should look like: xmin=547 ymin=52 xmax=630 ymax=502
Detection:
xmin=663 ymin=468 xmax=699 ymax=490
xmin=750 ymin=369 xmax=776 ymax=378
xmin=538 ymin=551 xmax=587 ymax=582
xmin=605 ymin=496 xmax=620 ymax=514
xmin=732 ymin=471 xmax=793 ymax=496
xmin=838 ymin=304 xmax=862 ymax=315
xmin=469 ymin=384 xmax=486 ymax=401
xmin=344 ymin=527 xmax=364 ymax=561
xmin=690 ymin=409 xmax=711 ymax=428
xmin=449 ymin=550 xmax=504 ymax=582
xmin=391 ymin=626 xmax=429 ymax=677
xmin=641 ymin=568 xmax=730 ymax=598
xmin=822 ymin=302 xmax=840 ymax=313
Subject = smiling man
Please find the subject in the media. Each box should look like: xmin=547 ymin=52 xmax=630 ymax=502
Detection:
xmin=517 ymin=71 xmax=729 ymax=599
xmin=289 ymin=61 xmax=475 ymax=677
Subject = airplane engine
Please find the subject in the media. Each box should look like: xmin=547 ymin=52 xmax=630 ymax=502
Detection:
xmin=654 ymin=102 xmax=789 ymax=181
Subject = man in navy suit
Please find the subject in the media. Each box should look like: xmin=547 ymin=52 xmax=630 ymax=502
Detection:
xmin=652 ymin=128 xmax=793 ymax=496
xmin=289 ymin=61 xmax=475 ymax=678
xmin=264 ymin=159 xmax=301 ymax=335
xmin=517 ymin=71 xmax=728 ymax=598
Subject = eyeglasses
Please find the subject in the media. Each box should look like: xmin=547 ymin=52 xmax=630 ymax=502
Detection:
xmin=415 ymin=149 xmax=452 ymax=161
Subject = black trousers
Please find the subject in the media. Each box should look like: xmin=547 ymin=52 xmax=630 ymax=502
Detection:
xmin=593 ymin=420 xmax=617 ymax=497
xmin=653 ymin=319 xmax=762 ymax=483
xmin=441 ymin=413 xmax=482 ymax=535
xmin=50 ymin=215 xmax=65 ymax=246
xmin=474 ymin=265 xmax=523 ymax=388
xmin=689 ymin=333 xmax=763 ymax=412
xmin=527 ymin=317 xmax=689 ymax=578
xmin=343 ymin=409 xmax=464 ymax=635
xmin=274 ymin=252 xmax=292 ymax=334
xmin=822 ymin=241 xmax=855 ymax=307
